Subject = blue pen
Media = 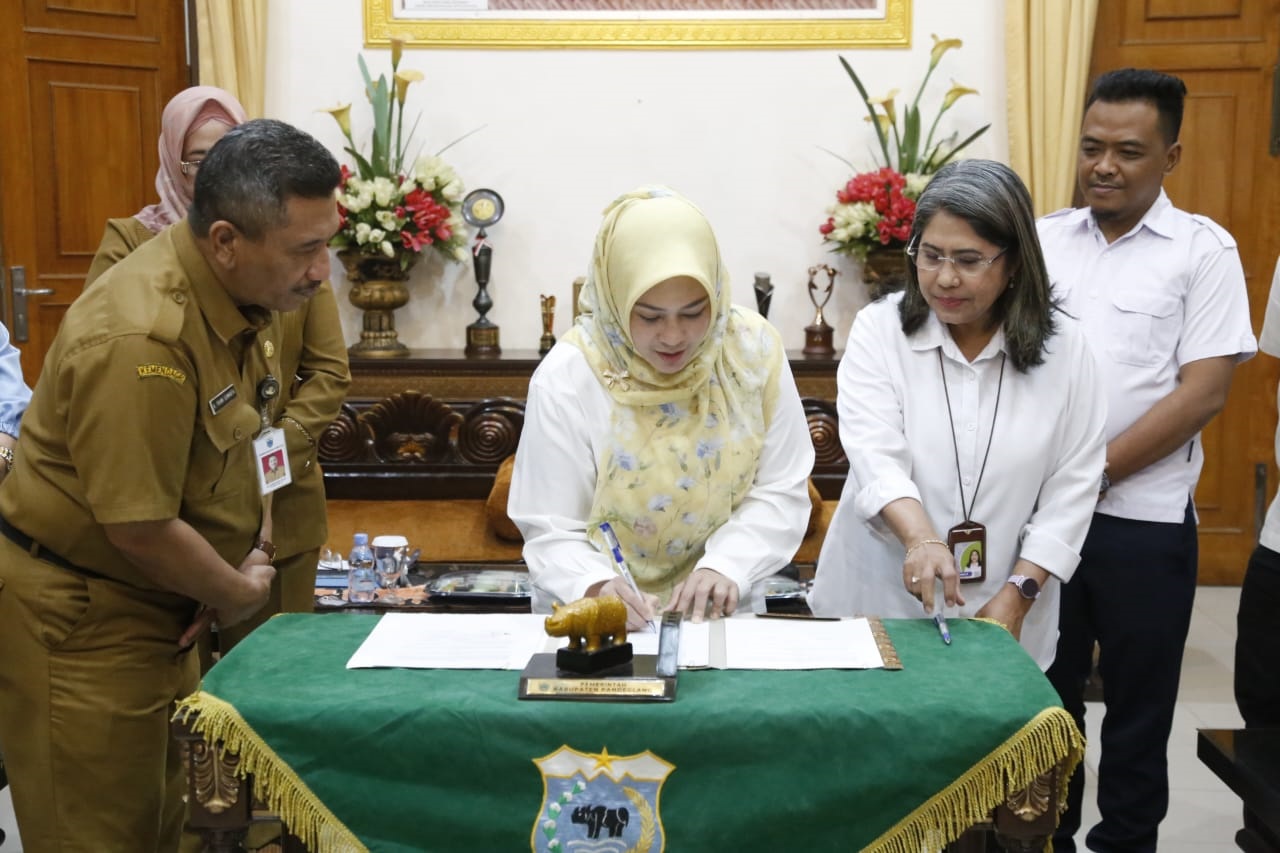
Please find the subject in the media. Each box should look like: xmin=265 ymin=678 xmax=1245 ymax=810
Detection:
xmin=598 ymin=522 xmax=657 ymax=632
xmin=933 ymin=611 xmax=952 ymax=645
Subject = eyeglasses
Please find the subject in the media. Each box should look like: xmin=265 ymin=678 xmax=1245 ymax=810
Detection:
xmin=179 ymin=159 xmax=203 ymax=176
xmin=907 ymin=243 xmax=1008 ymax=278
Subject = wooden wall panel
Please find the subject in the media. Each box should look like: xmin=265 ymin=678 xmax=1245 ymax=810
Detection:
xmin=41 ymin=77 xmax=151 ymax=260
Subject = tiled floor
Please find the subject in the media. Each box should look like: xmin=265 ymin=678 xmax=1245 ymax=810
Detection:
xmin=0 ymin=587 xmax=1249 ymax=851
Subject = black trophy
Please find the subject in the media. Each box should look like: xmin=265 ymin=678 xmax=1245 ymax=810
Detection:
xmin=753 ymin=272 xmax=775 ymax=319
xmin=462 ymin=189 xmax=504 ymax=357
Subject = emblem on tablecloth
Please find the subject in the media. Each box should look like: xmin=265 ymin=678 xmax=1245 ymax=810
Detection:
xmin=531 ymin=745 xmax=673 ymax=853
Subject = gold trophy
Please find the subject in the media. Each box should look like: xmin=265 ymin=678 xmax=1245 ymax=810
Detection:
xmin=539 ymin=294 xmax=557 ymax=356
xmin=803 ymin=264 xmax=838 ymax=357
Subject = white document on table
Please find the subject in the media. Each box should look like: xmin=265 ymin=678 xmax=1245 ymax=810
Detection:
xmin=344 ymin=613 xmax=884 ymax=671
xmin=722 ymin=617 xmax=884 ymax=670
xmin=628 ymin=620 xmax=711 ymax=669
xmin=628 ymin=616 xmax=883 ymax=669
xmin=345 ymin=613 xmax=553 ymax=670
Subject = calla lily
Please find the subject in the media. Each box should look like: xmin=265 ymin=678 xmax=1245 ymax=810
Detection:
xmin=941 ymin=81 xmax=979 ymax=111
xmin=866 ymin=88 xmax=900 ymax=122
xmin=863 ymin=114 xmax=894 ymax=137
xmin=390 ymin=36 xmax=406 ymax=70
xmin=930 ymin=34 xmax=963 ymax=68
xmin=394 ymin=69 xmax=424 ymax=105
xmin=320 ymin=103 xmax=353 ymax=138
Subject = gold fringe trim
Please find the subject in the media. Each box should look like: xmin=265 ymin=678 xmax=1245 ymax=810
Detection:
xmin=863 ymin=706 xmax=1084 ymax=853
xmin=867 ymin=617 xmax=903 ymax=669
xmin=174 ymin=691 xmax=367 ymax=853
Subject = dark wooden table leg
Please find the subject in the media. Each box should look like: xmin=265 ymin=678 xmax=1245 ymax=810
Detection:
xmin=991 ymin=765 xmax=1063 ymax=852
xmin=172 ymin=715 xmax=253 ymax=853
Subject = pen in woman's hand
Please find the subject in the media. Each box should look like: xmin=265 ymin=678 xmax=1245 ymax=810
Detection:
xmin=933 ymin=578 xmax=951 ymax=645
xmin=933 ymin=611 xmax=952 ymax=645
xmin=598 ymin=522 xmax=657 ymax=632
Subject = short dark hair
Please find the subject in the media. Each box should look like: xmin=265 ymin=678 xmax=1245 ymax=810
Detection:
xmin=898 ymin=159 xmax=1057 ymax=373
xmin=1086 ymin=68 xmax=1187 ymax=145
xmin=188 ymin=119 xmax=341 ymax=239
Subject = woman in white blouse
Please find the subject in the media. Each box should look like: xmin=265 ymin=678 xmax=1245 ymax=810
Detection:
xmin=808 ymin=160 xmax=1106 ymax=669
xmin=508 ymin=187 xmax=814 ymax=628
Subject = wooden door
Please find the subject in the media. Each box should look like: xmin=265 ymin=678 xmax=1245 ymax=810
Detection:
xmin=0 ymin=0 xmax=188 ymax=385
xmin=1089 ymin=0 xmax=1280 ymax=584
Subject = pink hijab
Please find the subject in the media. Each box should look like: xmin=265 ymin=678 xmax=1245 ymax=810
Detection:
xmin=135 ymin=86 xmax=247 ymax=233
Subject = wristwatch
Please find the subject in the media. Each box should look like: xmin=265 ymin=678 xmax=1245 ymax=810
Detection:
xmin=0 ymin=445 xmax=13 ymax=472
xmin=1008 ymin=574 xmax=1041 ymax=600
xmin=253 ymin=538 xmax=277 ymax=564
xmin=1099 ymin=469 xmax=1111 ymax=495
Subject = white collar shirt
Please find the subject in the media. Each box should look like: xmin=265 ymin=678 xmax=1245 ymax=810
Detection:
xmin=809 ymin=296 xmax=1107 ymax=669
xmin=1037 ymin=190 xmax=1256 ymax=523
xmin=1257 ymin=259 xmax=1280 ymax=552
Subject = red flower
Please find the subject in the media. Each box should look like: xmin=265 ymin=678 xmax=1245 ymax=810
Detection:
xmin=401 ymin=229 xmax=432 ymax=252
xmin=820 ymin=167 xmax=922 ymax=257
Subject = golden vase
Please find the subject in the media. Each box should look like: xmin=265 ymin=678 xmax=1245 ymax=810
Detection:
xmin=338 ymin=251 xmax=419 ymax=358
xmin=861 ymin=246 xmax=910 ymax=301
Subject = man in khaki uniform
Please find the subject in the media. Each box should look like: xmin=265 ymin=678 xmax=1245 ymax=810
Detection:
xmin=86 ymin=217 xmax=351 ymax=657
xmin=0 ymin=119 xmax=341 ymax=851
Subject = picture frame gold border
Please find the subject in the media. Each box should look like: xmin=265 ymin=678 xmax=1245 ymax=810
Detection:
xmin=364 ymin=0 xmax=911 ymax=49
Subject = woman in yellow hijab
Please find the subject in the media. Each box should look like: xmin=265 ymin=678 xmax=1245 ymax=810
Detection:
xmin=509 ymin=187 xmax=814 ymax=627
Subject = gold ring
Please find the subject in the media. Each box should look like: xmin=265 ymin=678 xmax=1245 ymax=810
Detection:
xmin=910 ymin=576 xmax=919 ymax=584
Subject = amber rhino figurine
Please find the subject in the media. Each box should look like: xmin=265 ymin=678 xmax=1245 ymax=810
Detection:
xmin=545 ymin=595 xmax=628 ymax=653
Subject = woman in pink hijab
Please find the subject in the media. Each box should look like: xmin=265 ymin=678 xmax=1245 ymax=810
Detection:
xmin=85 ymin=86 xmax=247 ymax=284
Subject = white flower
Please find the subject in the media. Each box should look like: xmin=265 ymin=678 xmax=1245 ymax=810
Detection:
xmin=904 ymin=172 xmax=931 ymax=197
xmin=342 ymin=189 xmax=372 ymax=214
xmin=412 ymin=154 xmax=455 ymax=190
xmin=370 ymin=177 xmax=399 ymax=208
xmin=376 ymin=210 xmax=399 ymax=231
xmin=369 ymin=228 xmax=386 ymax=244
xmin=354 ymin=222 xmax=373 ymax=244
xmin=380 ymin=240 xmax=395 ymax=258
xmin=548 ymin=802 xmax=561 ymax=816
xmin=441 ymin=176 xmax=464 ymax=202
xmin=453 ymin=246 xmax=468 ymax=261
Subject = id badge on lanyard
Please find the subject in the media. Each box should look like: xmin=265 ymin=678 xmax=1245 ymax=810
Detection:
xmin=947 ymin=522 xmax=987 ymax=583
xmin=938 ymin=350 xmax=1005 ymax=585
xmin=252 ymin=374 xmax=290 ymax=496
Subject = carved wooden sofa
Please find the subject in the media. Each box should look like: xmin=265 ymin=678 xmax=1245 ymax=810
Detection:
xmin=318 ymin=390 xmax=848 ymax=570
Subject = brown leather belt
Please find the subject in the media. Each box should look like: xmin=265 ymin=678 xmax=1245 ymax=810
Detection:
xmin=0 ymin=514 xmax=107 ymax=580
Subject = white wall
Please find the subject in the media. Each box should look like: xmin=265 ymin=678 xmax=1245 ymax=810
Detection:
xmin=265 ymin=0 xmax=1007 ymax=352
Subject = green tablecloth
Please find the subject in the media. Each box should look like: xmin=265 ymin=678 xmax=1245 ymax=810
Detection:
xmin=177 ymin=614 xmax=1081 ymax=852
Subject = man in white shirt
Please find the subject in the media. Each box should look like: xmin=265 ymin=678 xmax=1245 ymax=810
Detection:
xmin=1037 ymin=68 xmax=1257 ymax=853
xmin=1234 ymin=258 xmax=1280 ymax=851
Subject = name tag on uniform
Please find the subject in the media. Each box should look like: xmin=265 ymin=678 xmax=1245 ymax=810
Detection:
xmin=209 ymin=385 xmax=237 ymax=416
xmin=253 ymin=427 xmax=292 ymax=495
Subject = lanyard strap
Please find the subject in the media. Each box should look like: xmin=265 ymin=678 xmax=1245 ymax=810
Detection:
xmin=937 ymin=349 xmax=1006 ymax=521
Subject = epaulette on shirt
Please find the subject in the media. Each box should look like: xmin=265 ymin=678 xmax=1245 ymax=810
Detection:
xmin=145 ymin=283 xmax=188 ymax=345
xmin=1040 ymin=207 xmax=1078 ymax=223
xmin=1188 ymin=213 xmax=1238 ymax=249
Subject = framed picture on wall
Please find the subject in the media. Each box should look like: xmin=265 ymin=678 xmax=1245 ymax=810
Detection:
xmin=363 ymin=0 xmax=911 ymax=49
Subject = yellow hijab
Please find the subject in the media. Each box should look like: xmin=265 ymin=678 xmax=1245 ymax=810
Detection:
xmin=563 ymin=187 xmax=785 ymax=600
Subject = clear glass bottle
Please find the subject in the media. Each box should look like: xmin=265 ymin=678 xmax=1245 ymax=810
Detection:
xmin=347 ymin=532 xmax=378 ymax=604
